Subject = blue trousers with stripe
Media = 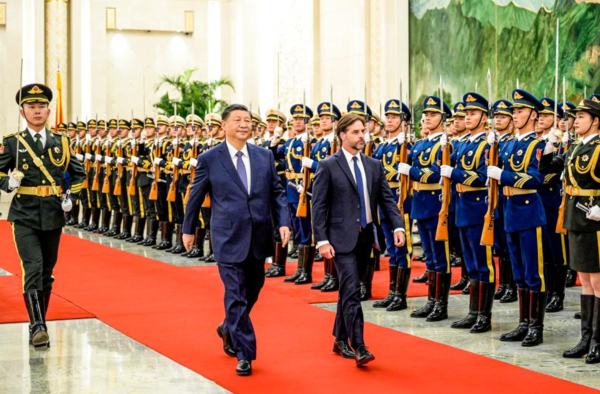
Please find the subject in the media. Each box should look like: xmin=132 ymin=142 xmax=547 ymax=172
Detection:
xmin=417 ymin=217 xmax=449 ymax=273
xmin=459 ymin=224 xmax=495 ymax=283
xmin=506 ymin=226 xmax=546 ymax=292
xmin=543 ymin=208 xmax=567 ymax=267
xmin=289 ymin=203 xmax=312 ymax=245
xmin=381 ymin=214 xmax=411 ymax=268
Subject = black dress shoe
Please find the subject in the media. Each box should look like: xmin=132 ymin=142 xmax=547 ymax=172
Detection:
xmin=216 ymin=324 xmax=236 ymax=358
xmin=354 ymin=345 xmax=375 ymax=367
xmin=413 ymin=272 xmax=427 ymax=283
xmin=236 ymin=360 xmax=252 ymax=376
xmin=266 ymin=265 xmax=286 ymax=278
xmin=333 ymin=340 xmax=355 ymax=359
xmin=413 ymin=255 xmax=425 ymax=262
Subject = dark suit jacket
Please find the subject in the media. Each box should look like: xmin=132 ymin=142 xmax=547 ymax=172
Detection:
xmin=183 ymin=141 xmax=290 ymax=263
xmin=312 ymin=150 xmax=404 ymax=254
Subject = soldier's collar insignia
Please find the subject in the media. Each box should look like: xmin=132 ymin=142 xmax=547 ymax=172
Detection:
xmin=466 ymin=95 xmax=477 ymax=103
xmin=542 ymin=99 xmax=551 ymax=107
xmin=350 ymin=102 xmax=362 ymax=109
xmin=28 ymin=85 xmax=44 ymax=95
xmin=389 ymin=101 xmax=399 ymax=108
xmin=514 ymin=91 xmax=523 ymax=100
xmin=426 ymin=98 xmax=437 ymax=105
xmin=497 ymin=102 xmax=508 ymax=108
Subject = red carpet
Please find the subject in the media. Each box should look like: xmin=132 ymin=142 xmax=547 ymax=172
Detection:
xmin=0 ymin=276 xmax=94 ymax=323
xmin=0 ymin=222 xmax=593 ymax=394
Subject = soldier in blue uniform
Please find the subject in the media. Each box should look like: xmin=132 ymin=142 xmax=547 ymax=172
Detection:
xmin=441 ymin=93 xmax=495 ymax=333
xmin=271 ymin=104 xmax=315 ymax=284
xmin=399 ymin=95 xmax=453 ymax=322
xmin=372 ymin=99 xmax=413 ymax=311
xmin=490 ymin=99 xmax=518 ymax=303
xmin=304 ymin=102 xmax=341 ymax=292
xmin=488 ymin=89 xmax=548 ymax=347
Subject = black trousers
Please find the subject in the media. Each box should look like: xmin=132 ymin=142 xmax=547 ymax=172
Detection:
xmin=156 ymin=182 xmax=169 ymax=222
xmin=333 ymin=224 xmax=374 ymax=349
xmin=12 ymin=223 xmax=62 ymax=293
xmin=140 ymin=183 xmax=157 ymax=220
xmin=217 ymin=253 xmax=266 ymax=361
xmin=170 ymin=192 xmax=185 ymax=224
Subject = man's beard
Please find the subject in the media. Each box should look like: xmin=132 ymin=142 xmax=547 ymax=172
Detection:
xmin=351 ymin=141 xmax=365 ymax=151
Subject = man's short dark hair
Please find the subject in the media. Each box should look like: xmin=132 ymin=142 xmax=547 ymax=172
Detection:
xmin=336 ymin=113 xmax=365 ymax=137
xmin=222 ymin=104 xmax=250 ymax=121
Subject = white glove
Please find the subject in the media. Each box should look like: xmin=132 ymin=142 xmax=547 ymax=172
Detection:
xmin=105 ymin=157 xmax=113 ymax=164
xmin=62 ymin=197 xmax=73 ymax=212
xmin=487 ymin=132 xmax=497 ymax=146
xmin=302 ymin=157 xmax=314 ymax=169
xmin=95 ymin=154 xmax=102 ymax=161
xmin=172 ymin=157 xmax=182 ymax=167
xmin=298 ymin=133 xmax=308 ymax=143
xmin=398 ymin=132 xmax=405 ymax=146
xmin=440 ymin=133 xmax=448 ymax=149
xmin=364 ymin=132 xmax=371 ymax=144
xmin=131 ymin=156 xmax=140 ymax=165
xmin=274 ymin=127 xmax=283 ymax=139
xmin=587 ymin=206 xmax=600 ymax=221
xmin=8 ymin=173 xmax=21 ymax=190
xmin=296 ymin=184 xmax=304 ymax=194
xmin=154 ymin=158 xmax=163 ymax=166
xmin=190 ymin=158 xmax=198 ymax=168
xmin=548 ymin=128 xmax=559 ymax=144
xmin=562 ymin=132 xmax=570 ymax=146
xmin=117 ymin=157 xmax=125 ymax=164
xmin=398 ymin=163 xmax=412 ymax=175
xmin=487 ymin=166 xmax=503 ymax=180
xmin=440 ymin=165 xmax=453 ymax=179
xmin=85 ymin=153 xmax=92 ymax=161
xmin=75 ymin=154 xmax=84 ymax=161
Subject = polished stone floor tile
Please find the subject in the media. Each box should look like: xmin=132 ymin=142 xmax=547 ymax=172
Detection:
xmin=318 ymin=287 xmax=599 ymax=389
xmin=0 ymin=319 xmax=230 ymax=394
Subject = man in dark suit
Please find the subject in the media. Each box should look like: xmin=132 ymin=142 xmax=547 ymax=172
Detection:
xmin=312 ymin=113 xmax=405 ymax=367
xmin=183 ymin=104 xmax=291 ymax=376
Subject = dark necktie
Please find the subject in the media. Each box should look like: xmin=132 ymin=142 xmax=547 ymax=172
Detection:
xmin=353 ymin=156 xmax=367 ymax=228
xmin=34 ymin=133 xmax=43 ymax=152
xmin=236 ymin=151 xmax=249 ymax=193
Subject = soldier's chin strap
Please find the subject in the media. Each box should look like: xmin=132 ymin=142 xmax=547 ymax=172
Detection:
xmin=473 ymin=111 xmax=486 ymax=131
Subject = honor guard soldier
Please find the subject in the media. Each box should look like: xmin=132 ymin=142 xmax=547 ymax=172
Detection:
xmin=65 ymin=123 xmax=79 ymax=225
xmin=73 ymin=123 xmax=91 ymax=228
xmin=490 ymin=99 xmax=518 ymax=303
xmin=112 ymin=119 xmax=133 ymax=239
xmin=441 ymin=92 xmax=495 ymax=333
xmin=164 ymin=115 xmax=187 ymax=253
xmin=0 ymin=83 xmax=86 ymax=349
xmin=399 ymin=95 xmax=453 ymax=322
xmin=489 ymin=89 xmax=547 ymax=347
xmin=372 ymin=99 xmax=414 ymax=311
xmin=104 ymin=119 xmax=123 ymax=236
xmin=271 ymin=104 xmax=315 ymax=284
xmin=125 ymin=118 xmax=145 ymax=243
xmin=311 ymin=117 xmax=322 ymax=139
xmin=135 ymin=117 xmax=160 ymax=246
xmin=82 ymin=120 xmax=101 ymax=231
xmin=304 ymin=102 xmax=342 ymax=292
xmin=539 ymin=98 xmax=600 ymax=363
xmin=250 ymin=112 xmax=262 ymax=145
xmin=265 ymin=109 xmax=291 ymax=277
xmin=93 ymin=119 xmax=112 ymax=234
xmin=151 ymin=115 xmax=174 ymax=250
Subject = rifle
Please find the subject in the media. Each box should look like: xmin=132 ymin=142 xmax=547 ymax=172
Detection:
xmin=435 ymin=76 xmax=451 ymax=241
xmin=113 ymin=116 xmax=124 ymax=196
xmin=481 ymin=69 xmax=498 ymax=246
xmin=149 ymin=109 xmax=160 ymax=201
xmin=397 ymin=81 xmax=409 ymax=215
xmin=102 ymin=117 xmax=112 ymax=193
xmin=128 ymin=111 xmax=138 ymax=196
xmin=329 ymin=85 xmax=339 ymax=156
xmin=83 ymin=129 xmax=92 ymax=189
xmin=92 ymin=116 xmax=102 ymax=191
xmin=184 ymin=103 xmax=198 ymax=204
xmin=556 ymin=76 xmax=570 ymax=234
xmin=363 ymin=85 xmax=374 ymax=157
xmin=167 ymin=109 xmax=181 ymax=203
xmin=296 ymin=91 xmax=311 ymax=218
xmin=201 ymin=100 xmax=213 ymax=208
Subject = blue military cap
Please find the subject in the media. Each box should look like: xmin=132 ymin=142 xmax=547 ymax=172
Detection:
xmin=539 ymin=97 xmax=563 ymax=118
xmin=492 ymin=100 xmax=513 ymax=117
xmin=590 ymin=94 xmax=600 ymax=104
xmin=290 ymin=104 xmax=313 ymax=119
xmin=422 ymin=95 xmax=452 ymax=119
xmin=453 ymin=102 xmax=466 ymax=117
xmin=316 ymin=102 xmax=341 ymax=120
xmin=559 ymin=102 xmax=576 ymax=119
xmin=347 ymin=100 xmax=373 ymax=117
xmin=511 ymin=89 xmax=544 ymax=112
xmin=463 ymin=92 xmax=488 ymax=112
xmin=384 ymin=99 xmax=411 ymax=121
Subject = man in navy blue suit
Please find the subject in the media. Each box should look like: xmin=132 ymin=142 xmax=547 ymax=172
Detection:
xmin=183 ymin=104 xmax=291 ymax=376
xmin=312 ymin=113 xmax=405 ymax=367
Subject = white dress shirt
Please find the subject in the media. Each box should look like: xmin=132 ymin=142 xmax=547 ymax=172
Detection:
xmin=27 ymin=127 xmax=47 ymax=148
xmin=226 ymin=140 xmax=251 ymax=193
xmin=469 ymin=131 xmax=486 ymax=142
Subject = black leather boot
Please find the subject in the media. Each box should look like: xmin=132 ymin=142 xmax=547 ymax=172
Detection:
xmin=141 ymin=219 xmax=158 ymax=246
xmin=359 ymin=259 xmax=375 ymax=300
xmin=128 ymin=217 xmax=145 ymax=243
xmin=522 ymin=291 xmax=547 ymax=347
xmin=186 ymin=227 xmax=206 ymax=258
xmin=202 ymin=231 xmax=216 ymax=262
xmin=97 ymin=208 xmax=111 ymax=234
xmin=563 ymin=294 xmax=594 ymax=358
xmin=565 ymin=268 xmax=577 ymax=288
xmin=75 ymin=207 xmax=90 ymax=228
xmin=84 ymin=207 xmax=100 ymax=231
xmin=169 ymin=224 xmax=186 ymax=254
xmin=66 ymin=203 xmax=79 ymax=226
xmin=288 ymin=242 xmax=299 ymax=258
xmin=451 ymin=280 xmax=480 ymax=329
xmin=284 ymin=245 xmax=305 ymax=282
xmin=471 ymin=281 xmax=495 ymax=333
xmin=450 ymin=261 xmax=469 ymax=291
xmin=295 ymin=246 xmax=315 ymax=284
xmin=494 ymin=258 xmax=508 ymax=299
xmin=116 ymin=214 xmax=133 ymax=239
xmin=413 ymin=270 xmax=428 ymax=283
xmin=24 ymin=290 xmax=49 ymax=348
xmin=373 ymin=265 xmax=398 ymax=308
xmin=499 ymin=260 xmax=517 ymax=303
xmin=154 ymin=221 xmax=173 ymax=250
xmin=386 ymin=267 xmax=411 ymax=311
xmin=312 ymin=258 xmax=331 ymax=290
xmin=411 ymin=271 xmax=437 ymax=318
xmin=266 ymin=241 xmax=287 ymax=277
xmin=546 ymin=265 xmax=567 ymax=313
xmin=321 ymin=261 xmax=339 ymax=292
xmin=426 ymin=272 xmax=452 ymax=322
xmin=586 ymin=297 xmax=600 ymax=364
xmin=500 ymin=288 xmax=530 ymax=342
xmin=105 ymin=212 xmax=122 ymax=237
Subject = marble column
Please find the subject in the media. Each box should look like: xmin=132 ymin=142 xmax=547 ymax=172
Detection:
xmin=45 ymin=0 xmax=69 ymax=120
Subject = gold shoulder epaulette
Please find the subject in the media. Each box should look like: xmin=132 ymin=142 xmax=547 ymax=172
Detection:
xmin=3 ymin=132 xmax=17 ymax=139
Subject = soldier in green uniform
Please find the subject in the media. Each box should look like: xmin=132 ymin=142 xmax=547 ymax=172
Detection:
xmin=114 ymin=120 xmax=133 ymax=239
xmin=0 ymin=83 xmax=86 ymax=349
xmin=125 ymin=118 xmax=145 ymax=242
xmin=82 ymin=120 xmax=101 ymax=231
xmin=73 ymin=123 xmax=90 ymax=228
xmin=104 ymin=119 xmax=123 ymax=236
xmin=94 ymin=120 xmax=111 ymax=234
xmin=151 ymin=115 xmax=174 ymax=250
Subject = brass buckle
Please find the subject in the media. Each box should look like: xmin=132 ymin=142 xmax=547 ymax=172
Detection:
xmin=37 ymin=186 xmax=51 ymax=197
